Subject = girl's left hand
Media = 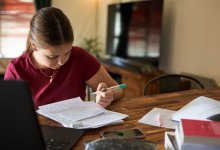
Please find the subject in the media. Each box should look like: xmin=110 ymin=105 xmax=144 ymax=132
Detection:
xmin=95 ymin=82 xmax=114 ymax=108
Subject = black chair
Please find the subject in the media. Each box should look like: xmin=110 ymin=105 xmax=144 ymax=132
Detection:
xmin=144 ymin=74 xmax=205 ymax=95
xmin=0 ymin=74 xmax=4 ymax=80
xmin=86 ymin=86 xmax=92 ymax=101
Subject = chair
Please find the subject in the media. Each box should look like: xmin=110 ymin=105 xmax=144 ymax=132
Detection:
xmin=144 ymin=74 xmax=205 ymax=95
xmin=86 ymin=86 xmax=92 ymax=101
xmin=0 ymin=74 xmax=4 ymax=80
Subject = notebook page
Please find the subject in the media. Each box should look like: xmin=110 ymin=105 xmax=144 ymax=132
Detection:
xmin=38 ymin=97 xmax=106 ymax=123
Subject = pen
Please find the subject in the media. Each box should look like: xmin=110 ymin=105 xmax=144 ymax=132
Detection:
xmin=91 ymin=84 xmax=126 ymax=95
xmin=156 ymin=113 xmax=163 ymax=127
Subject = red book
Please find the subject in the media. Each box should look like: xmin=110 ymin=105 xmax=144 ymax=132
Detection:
xmin=182 ymin=119 xmax=220 ymax=138
xmin=176 ymin=119 xmax=220 ymax=150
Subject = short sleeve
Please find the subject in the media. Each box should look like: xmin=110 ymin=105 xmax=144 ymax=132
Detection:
xmin=74 ymin=47 xmax=101 ymax=81
xmin=4 ymin=62 xmax=16 ymax=80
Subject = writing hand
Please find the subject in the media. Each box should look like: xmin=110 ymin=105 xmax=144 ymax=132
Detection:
xmin=95 ymin=82 xmax=114 ymax=108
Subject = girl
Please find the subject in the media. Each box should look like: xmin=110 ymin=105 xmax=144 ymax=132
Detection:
xmin=4 ymin=7 xmax=123 ymax=108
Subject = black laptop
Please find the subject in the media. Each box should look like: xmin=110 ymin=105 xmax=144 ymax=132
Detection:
xmin=0 ymin=80 xmax=85 ymax=150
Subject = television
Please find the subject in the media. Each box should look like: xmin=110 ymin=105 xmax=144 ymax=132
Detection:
xmin=106 ymin=0 xmax=163 ymax=67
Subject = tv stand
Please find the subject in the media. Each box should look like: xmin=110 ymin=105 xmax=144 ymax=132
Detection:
xmin=100 ymin=57 xmax=162 ymax=98
xmin=100 ymin=56 xmax=158 ymax=74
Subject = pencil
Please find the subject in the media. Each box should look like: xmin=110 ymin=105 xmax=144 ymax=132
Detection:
xmin=91 ymin=84 xmax=126 ymax=95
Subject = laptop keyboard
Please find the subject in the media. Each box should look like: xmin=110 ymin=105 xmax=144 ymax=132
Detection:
xmin=45 ymin=138 xmax=70 ymax=150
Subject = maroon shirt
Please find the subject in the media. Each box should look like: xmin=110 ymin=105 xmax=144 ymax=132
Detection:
xmin=4 ymin=46 xmax=101 ymax=108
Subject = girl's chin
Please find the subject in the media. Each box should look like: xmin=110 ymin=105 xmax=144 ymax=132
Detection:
xmin=50 ymin=65 xmax=62 ymax=70
xmin=50 ymin=67 xmax=59 ymax=69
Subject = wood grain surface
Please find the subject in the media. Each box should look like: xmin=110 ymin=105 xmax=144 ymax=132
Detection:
xmin=38 ymin=88 xmax=220 ymax=150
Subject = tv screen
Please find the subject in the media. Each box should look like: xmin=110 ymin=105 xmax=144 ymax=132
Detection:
xmin=106 ymin=0 xmax=163 ymax=66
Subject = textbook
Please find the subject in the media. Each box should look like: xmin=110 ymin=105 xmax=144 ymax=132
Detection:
xmin=175 ymin=119 xmax=220 ymax=150
xmin=37 ymin=97 xmax=128 ymax=129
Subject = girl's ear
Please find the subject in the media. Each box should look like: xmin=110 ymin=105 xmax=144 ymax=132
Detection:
xmin=30 ymin=40 xmax=37 ymax=51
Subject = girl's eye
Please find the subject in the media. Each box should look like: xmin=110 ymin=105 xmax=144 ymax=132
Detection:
xmin=47 ymin=55 xmax=58 ymax=59
xmin=66 ymin=51 xmax=71 ymax=55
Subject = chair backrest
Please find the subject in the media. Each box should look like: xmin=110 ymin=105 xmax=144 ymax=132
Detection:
xmin=0 ymin=74 xmax=4 ymax=80
xmin=144 ymin=74 xmax=205 ymax=95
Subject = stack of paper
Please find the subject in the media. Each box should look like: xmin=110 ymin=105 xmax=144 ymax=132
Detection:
xmin=37 ymin=97 xmax=128 ymax=129
xmin=171 ymin=96 xmax=220 ymax=121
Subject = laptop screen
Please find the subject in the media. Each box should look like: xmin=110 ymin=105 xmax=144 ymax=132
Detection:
xmin=0 ymin=80 xmax=84 ymax=150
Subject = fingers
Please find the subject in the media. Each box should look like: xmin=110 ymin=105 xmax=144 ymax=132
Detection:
xmin=96 ymin=82 xmax=107 ymax=92
xmin=96 ymin=98 xmax=111 ymax=107
xmin=96 ymin=90 xmax=114 ymax=108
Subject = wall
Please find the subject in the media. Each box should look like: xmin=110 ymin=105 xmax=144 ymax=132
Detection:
xmin=52 ymin=0 xmax=98 ymax=46
xmin=52 ymin=0 xmax=220 ymax=86
xmin=160 ymin=0 xmax=220 ymax=85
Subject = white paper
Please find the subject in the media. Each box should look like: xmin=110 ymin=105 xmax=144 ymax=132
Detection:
xmin=39 ymin=97 xmax=85 ymax=113
xmin=171 ymin=96 xmax=220 ymax=122
xmin=138 ymin=108 xmax=177 ymax=129
xmin=71 ymin=111 xmax=128 ymax=129
xmin=37 ymin=97 xmax=128 ymax=129
xmin=39 ymin=97 xmax=106 ymax=122
xmin=37 ymin=109 xmax=73 ymax=127
xmin=59 ymin=102 xmax=105 ymax=122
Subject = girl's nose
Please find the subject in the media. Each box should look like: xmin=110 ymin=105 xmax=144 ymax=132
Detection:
xmin=57 ymin=56 xmax=64 ymax=66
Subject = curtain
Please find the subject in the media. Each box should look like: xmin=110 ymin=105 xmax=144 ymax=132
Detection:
xmin=34 ymin=0 xmax=51 ymax=11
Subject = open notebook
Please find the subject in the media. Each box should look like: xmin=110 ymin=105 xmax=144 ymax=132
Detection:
xmin=0 ymin=80 xmax=84 ymax=150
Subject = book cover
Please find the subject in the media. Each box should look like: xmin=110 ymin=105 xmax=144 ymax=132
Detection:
xmin=178 ymin=119 xmax=220 ymax=149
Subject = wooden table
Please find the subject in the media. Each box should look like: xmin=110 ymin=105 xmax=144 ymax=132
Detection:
xmin=38 ymin=88 xmax=220 ymax=150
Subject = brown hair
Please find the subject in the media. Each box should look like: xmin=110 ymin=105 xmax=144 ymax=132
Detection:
xmin=26 ymin=7 xmax=74 ymax=51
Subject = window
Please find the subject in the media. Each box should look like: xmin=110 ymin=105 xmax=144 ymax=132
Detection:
xmin=0 ymin=0 xmax=35 ymax=58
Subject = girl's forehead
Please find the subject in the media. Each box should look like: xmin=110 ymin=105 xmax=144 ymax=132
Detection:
xmin=39 ymin=43 xmax=72 ymax=55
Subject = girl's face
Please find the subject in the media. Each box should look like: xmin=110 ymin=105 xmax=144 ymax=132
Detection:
xmin=32 ymin=43 xmax=72 ymax=69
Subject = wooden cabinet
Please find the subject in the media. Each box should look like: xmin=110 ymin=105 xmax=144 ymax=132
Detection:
xmin=102 ymin=63 xmax=161 ymax=98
